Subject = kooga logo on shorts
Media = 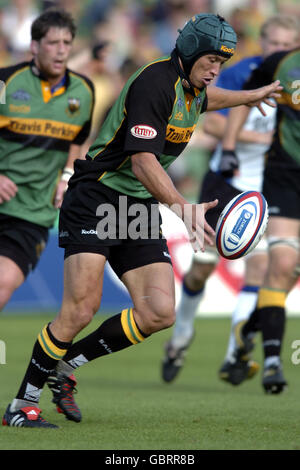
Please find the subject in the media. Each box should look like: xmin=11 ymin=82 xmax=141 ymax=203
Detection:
xmin=131 ymin=124 xmax=157 ymax=139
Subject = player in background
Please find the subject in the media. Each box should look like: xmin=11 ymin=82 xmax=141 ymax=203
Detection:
xmin=0 ymin=8 xmax=94 ymax=311
xmin=2 ymin=13 xmax=282 ymax=428
xmin=0 ymin=7 xmax=94 ymax=417
xmin=221 ymin=40 xmax=300 ymax=393
xmin=161 ymin=15 xmax=300 ymax=385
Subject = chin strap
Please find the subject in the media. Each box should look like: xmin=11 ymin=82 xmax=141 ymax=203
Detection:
xmin=171 ymin=50 xmax=197 ymax=97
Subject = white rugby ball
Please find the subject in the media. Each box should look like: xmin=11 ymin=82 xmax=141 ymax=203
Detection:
xmin=215 ymin=191 xmax=268 ymax=260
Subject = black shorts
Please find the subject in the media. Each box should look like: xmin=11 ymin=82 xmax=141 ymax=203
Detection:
xmin=64 ymin=240 xmax=172 ymax=279
xmin=0 ymin=214 xmax=49 ymax=277
xmin=198 ymin=170 xmax=241 ymax=230
xmin=59 ymin=180 xmax=172 ymax=278
xmin=263 ymin=167 xmax=300 ymax=219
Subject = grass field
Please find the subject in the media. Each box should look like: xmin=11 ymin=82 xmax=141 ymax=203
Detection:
xmin=1 ymin=313 xmax=300 ymax=451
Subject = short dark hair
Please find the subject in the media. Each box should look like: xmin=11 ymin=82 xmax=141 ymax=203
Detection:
xmin=31 ymin=8 xmax=77 ymax=42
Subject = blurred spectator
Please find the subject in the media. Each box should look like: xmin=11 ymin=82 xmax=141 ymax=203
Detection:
xmin=274 ymin=0 xmax=300 ymax=17
xmin=226 ymin=7 xmax=264 ymax=64
xmin=90 ymin=1 xmax=138 ymax=71
xmin=130 ymin=22 xmax=162 ymax=65
xmin=69 ymin=40 xmax=121 ymax=154
xmin=0 ymin=0 xmax=39 ymax=61
xmin=150 ymin=0 xmax=197 ymax=55
xmin=79 ymin=0 xmax=116 ymax=34
xmin=0 ymin=30 xmax=11 ymax=67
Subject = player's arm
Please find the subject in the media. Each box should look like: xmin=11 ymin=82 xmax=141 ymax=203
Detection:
xmin=206 ymin=81 xmax=282 ymax=115
xmin=54 ymin=144 xmax=82 ymax=208
xmin=221 ymin=105 xmax=251 ymax=150
xmin=131 ymin=152 xmax=218 ymax=252
xmin=203 ymin=111 xmax=272 ymax=144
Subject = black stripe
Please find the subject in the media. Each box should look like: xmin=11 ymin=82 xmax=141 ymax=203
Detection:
xmin=0 ymin=129 xmax=71 ymax=152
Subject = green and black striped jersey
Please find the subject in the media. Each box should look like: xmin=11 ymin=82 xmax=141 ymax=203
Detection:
xmin=244 ymin=48 xmax=300 ymax=172
xmin=71 ymin=52 xmax=207 ymax=199
xmin=0 ymin=61 xmax=94 ymax=227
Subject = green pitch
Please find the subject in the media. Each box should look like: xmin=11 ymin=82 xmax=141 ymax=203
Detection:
xmin=1 ymin=313 xmax=300 ymax=450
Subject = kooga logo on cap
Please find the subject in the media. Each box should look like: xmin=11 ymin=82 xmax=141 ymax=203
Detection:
xmin=131 ymin=125 xmax=157 ymax=139
xmin=220 ymin=45 xmax=235 ymax=54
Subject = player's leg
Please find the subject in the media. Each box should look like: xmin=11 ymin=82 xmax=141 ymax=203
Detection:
xmin=219 ymin=238 xmax=268 ymax=384
xmin=258 ymin=217 xmax=299 ymax=393
xmin=162 ymin=252 xmax=217 ymax=382
xmin=46 ymin=242 xmax=175 ymax=418
xmin=3 ymin=250 xmax=106 ymax=428
xmin=0 ymin=218 xmax=48 ymax=310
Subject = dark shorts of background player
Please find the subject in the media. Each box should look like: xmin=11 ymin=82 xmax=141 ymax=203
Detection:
xmin=263 ymin=166 xmax=300 ymax=219
xmin=198 ymin=170 xmax=241 ymax=230
xmin=0 ymin=214 xmax=49 ymax=277
xmin=59 ymin=180 xmax=172 ymax=279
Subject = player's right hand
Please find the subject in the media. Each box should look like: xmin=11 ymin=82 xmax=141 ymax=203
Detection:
xmin=183 ymin=200 xmax=218 ymax=253
xmin=0 ymin=175 xmax=18 ymax=204
xmin=219 ymin=149 xmax=239 ymax=178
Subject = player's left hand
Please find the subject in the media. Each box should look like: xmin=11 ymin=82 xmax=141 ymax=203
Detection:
xmin=54 ymin=180 xmax=68 ymax=208
xmin=247 ymin=80 xmax=283 ymax=116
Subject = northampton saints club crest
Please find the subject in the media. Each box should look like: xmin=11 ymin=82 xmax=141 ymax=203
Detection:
xmin=67 ymin=97 xmax=81 ymax=115
xmin=195 ymin=96 xmax=202 ymax=112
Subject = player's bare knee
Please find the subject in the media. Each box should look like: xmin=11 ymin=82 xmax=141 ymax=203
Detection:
xmin=144 ymin=304 xmax=175 ymax=334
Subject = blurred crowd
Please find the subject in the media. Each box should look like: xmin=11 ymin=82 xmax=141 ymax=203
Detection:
xmin=0 ymin=0 xmax=299 ymax=199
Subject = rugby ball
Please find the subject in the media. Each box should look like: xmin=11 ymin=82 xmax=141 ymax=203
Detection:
xmin=215 ymin=191 xmax=268 ymax=260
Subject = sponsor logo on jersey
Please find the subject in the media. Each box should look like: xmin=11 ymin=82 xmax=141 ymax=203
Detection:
xmin=9 ymin=104 xmax=31 ymax=114
xmin=166 ymin=124 xmax=197 ymax=143
xmin=177 ymin=98 xmax=184 ymax=108
xmin=0 ymin=116 xmax=82 ymax=141
xmin=195 ymin=96 xmax=202 ymax=112
xmin=11 ymin=89 xmax=31 ymax=101
xmin=131 ymin=125 xmax=157 ymax=139
xmin=220 ymin=45 xmax=235 ymax=55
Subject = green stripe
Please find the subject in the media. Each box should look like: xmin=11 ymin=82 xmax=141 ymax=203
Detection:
xmin=39 ymin=330 xmax=64 ymax=360
xmin=127 ymin=309 xmax=141 ymax=344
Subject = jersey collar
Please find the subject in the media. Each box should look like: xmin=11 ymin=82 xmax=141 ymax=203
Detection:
xmin=30 ymin=60 xmax=70 ymax=90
